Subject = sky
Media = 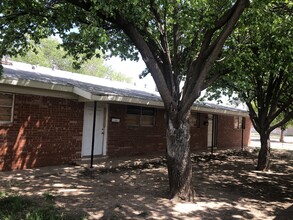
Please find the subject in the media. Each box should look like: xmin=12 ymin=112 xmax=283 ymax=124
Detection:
xmin=105 ymin=56 xmax=157 ymax=91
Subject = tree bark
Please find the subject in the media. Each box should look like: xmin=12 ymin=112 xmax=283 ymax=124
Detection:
xmin=166 ymin=113 xmax=194 ymax=201
xmin=256 ymin=133 xmax=271 ymax=171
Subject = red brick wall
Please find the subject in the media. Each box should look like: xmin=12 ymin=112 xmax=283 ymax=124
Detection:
xmin=216 ymin=115 xmax=251 ymax=149
xmin=0 ymin=94 xmax=83 ymax=171
xmin=107 ymin=104 xmax=208 ymax=157
xmin=107 ymin=104 xmax=166 ymax=157
xmin=190 ymin=113 xmax=208 ymax=152
xmin=0 ymin=97 xmax=251 ymax=171
xmin=107 ymin=105 xmax=251 ymax=157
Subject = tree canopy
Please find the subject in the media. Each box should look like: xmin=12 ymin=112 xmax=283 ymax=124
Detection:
xmin=0 ymin=0 xmax=248 ymax=111
xmin=205 ymin=0 xmax=293 ymax=170
xmin=0 ymin=0 xmax=249 ymax=200
xmin=10 ymin=37 xmax=132 ymax=82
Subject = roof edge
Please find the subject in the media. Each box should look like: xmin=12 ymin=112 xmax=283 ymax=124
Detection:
xmin=0 ymin=77 xmax=73 ymax=93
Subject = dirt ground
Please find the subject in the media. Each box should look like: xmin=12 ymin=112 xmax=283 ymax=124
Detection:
xmin=0 ymin=148 xmax=292 ymax=220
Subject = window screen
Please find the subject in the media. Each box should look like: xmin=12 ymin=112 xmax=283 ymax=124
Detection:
xmin=126 ymin=105 xmax=155 ymax=126
xmin=0 ymin=93 xmax=14 ymax=123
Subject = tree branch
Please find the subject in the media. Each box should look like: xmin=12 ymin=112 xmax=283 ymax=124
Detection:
xmin=246 ymin=101 xmax=260 ymax=132
xmin=63 ymin=0 xmax=174 ymax=108
xmin=269 ymin=110 xmax=293 ymax=133
xmin=114 ymin=14 xmax=175 ymax=108
xmin=180 ymin=0 xmax=249 ymax=118
xmin=267 ymin=71 xmax=286 ymax=119
xmin=149 ymin=1 xmax=175 ymax=98
xmin=268 ymin=97 xmax=293 ymax=125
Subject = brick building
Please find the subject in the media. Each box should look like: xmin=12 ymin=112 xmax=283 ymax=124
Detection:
xmin=0 ymin=62 xmax=251 ymax=171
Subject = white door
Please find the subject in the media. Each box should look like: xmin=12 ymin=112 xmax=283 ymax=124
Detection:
xmin=207 ymin=114 xmax=213 ymax=147
xmin=82 ymin=102 xmax=105 ymax=156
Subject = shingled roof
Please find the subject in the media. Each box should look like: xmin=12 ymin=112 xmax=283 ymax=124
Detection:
xmin=0 ymin=62 xmax=248 ymax=116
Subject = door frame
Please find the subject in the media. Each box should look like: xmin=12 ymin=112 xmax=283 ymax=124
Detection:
xmin=207 ymin=114 xmax=218 ymax=149
xmin=81 ymin=102 xmax=108 ymax=157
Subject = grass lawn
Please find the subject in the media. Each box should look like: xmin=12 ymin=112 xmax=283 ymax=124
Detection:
xmin=0 ymin=191 xmax=85 ymax=220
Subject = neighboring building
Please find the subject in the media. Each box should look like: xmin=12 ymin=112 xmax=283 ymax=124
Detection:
xmin=0 ymin=62 xmax=251 ymax=171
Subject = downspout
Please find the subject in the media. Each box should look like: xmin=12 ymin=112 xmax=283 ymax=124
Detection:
xmin=211 ymin=115 xmax=218 ymax=157
xmin=101 ymin=106 xmax=106 ymax=155
xmin=215 ymin=115 xmax=218 ymax=149
xmin=211 ymin=115 xmax=215 ymax=156
xmin=90 ymin=101 xmax=97 ymax=168
xmin=241 ymin=117 xmax=245 ymax=151
xmin=211 ymin=125 xmax=214 ymax=156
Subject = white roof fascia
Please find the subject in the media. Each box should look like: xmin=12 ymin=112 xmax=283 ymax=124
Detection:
xmin=0 ymin=78 xmax=73 ymax=92
xmin=0 ymin=84 xmax=78 ymax=100
xmin=191 ymin=105 xmax=248 ymax=117
xmin=89 ymin=94 xmax=249 ymax=116
xmin=76 ymin=93 xmax=248 ymax=116
xmin=73 ymin=86 xmax=92 ymax=100
xmin=0 ymin=78 xmax=78 ymax=99
xmin=91 ymin=94 xmax=164 ymax=108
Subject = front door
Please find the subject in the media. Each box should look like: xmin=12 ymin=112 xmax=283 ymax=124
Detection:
xmin=82 ymin=102 xmax=105 ymax=156
xmin=207 ymin=114 xmax=213 ymax=147
xmin=207 ymin=114 xmax=218 ymax=149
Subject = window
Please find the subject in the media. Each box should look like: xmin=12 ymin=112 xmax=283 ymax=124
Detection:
xmin=190 ymin=113 xmax=200 ymax=127
xmin=0 ymin=93 xmax=14 ymax=123
xmin=234 ymin=116 xmax=243 ymax=129
xmin=126 ymin=105 xmax=155 ymax=126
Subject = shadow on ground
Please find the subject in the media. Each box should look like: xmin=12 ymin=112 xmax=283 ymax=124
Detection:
xmin=274 ymin=204 xmax=293 ymax=220
xmin=192 ymin=150 xmax=293 ymax=219
xmin=0 ymin=149 xmax=292 ymax=219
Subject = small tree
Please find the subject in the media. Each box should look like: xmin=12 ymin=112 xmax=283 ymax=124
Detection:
xmin=11 ymin=37 xmax=132 ymax=82
xmin=280 ymin=125 xmax=286 ymax=143
xmin=0 ymin=0 xmax=249 ymax=200
xmin=205 ymin=0 xmax=293 ymax=170
xmin=275 ymin=116 xmax=293 ymax=143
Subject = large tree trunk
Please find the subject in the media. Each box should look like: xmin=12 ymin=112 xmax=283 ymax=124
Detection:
xmin=256 ymin=133 xmax=271 ymax=171
xmin=166 ymin=113 xmax=194 ymax=201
